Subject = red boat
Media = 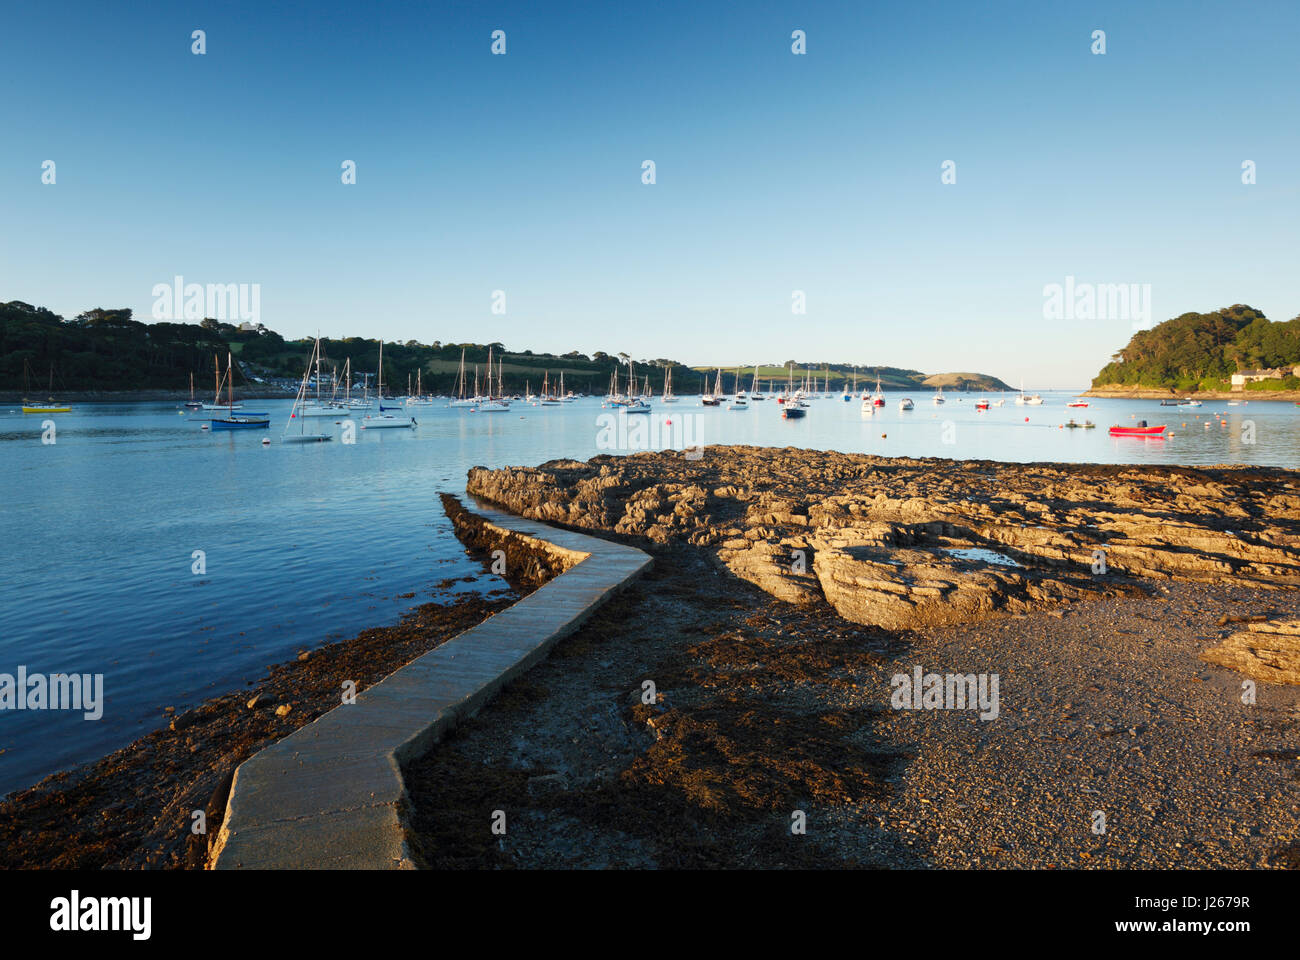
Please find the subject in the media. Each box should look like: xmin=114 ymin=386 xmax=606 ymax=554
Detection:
xmin=1109 ymin=421 xmax=1166 ymax=437
xmin=975 ymin=399 xmax=989 ymax=411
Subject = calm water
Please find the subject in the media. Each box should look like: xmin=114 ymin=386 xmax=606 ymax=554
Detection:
xmin=1 ymin=389 xmax=1296 ymax=795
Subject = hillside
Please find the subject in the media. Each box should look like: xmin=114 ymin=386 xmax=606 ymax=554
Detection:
xmin=4 ymin=303 xmax=1015 ymax=397
xmin=0 ymin=303 xmax=697 ymax=397
xmin=1090 ymin=304 xmax=1300 ymax=393
xmin=0 ymin=301 xmax=242 ymax=393
xmin=692 ymin=364 xmax=1011 ymax=393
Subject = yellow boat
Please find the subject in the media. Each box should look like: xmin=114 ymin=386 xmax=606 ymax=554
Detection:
xmin=20 ymin=361 xmax=71 ymax=412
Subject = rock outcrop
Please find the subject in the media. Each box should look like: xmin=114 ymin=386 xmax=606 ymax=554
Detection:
xmin=1201 ymin=620 xmax=1300 ymax=685
xmin=466 ymin=447 xmax=1300 ymax=630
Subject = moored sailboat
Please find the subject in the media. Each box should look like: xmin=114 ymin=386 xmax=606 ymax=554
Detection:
xmin=362 ymin=340 xmax=416 ymax=428
xmin=21 ymin=360 xmax=71 ymax=413
xmin=661 ymin=367 xmax=678 ymax=403
xmin=283 ymin=336 xmax=333 ymax=443
xmin=211 ymin=352 xmax=270 ymax=430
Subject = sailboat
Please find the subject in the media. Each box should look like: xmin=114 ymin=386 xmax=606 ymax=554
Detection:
xmin=202 ymin=354 xmax=242 ymax=410
xmin=701 ymin=368 xmax=723 ymax=406
xmin=932 ymin=386 xmax=945 ymax=405
xmin=557 ymin=370 xmax=574 ymax=403
xmin=661 ymin=367 xmax=678 ymax=403
xmin=449 ymin=349 xmax=477 ymax=407
xmin=624 ymin=361 xmax=650 ymax=413
xmin=21 ymin=360 xmax=71 ymax=413
xmin=750 ymin=365 xmax=766 ymax=400
xmin=733 ymin=366 xmax=747 ymax=401
xmin=211 ymin=352 xmax=270 ymax=430
xmin=283 ymin=337 xmax=333 ymax=443
xmin=406 ymin=366 xmax=436 ymax=406
xmin=1014 ymin=378 xmax=1043 ymax=405
xmin=184 ymin=372 xmax=202 ymax=410
xmin=376 ymin=342 xmax=407 ymax=412
xmin=342 ymin=360 xmax=371 ymax=409
xmin=362 ymin=340 xmax=416 ymax=428
xmin=299 ymin=343 xmax=343 ymax=417
xmin=871 ymin=375 xmax=886 ymax=407
xmin=728 ymin=365 xmax=749 ymax=408
xmin=477 ymin=346 xmax=509 ymax=411
xmin=540 ymin=371 xmax=561 ymax=406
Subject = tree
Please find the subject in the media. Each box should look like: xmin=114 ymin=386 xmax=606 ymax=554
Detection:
xmin=73 ymin=307 xmax=133 ymax=328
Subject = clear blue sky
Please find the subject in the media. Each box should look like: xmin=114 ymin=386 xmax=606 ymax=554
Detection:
xmin=2 ymin=0 xmax=1297 ymax=387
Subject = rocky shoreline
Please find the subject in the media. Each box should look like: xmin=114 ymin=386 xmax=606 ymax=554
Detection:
xmin=465 ymin=447 xmax=1300 ymax=638
xmin=0 ymin=575 xmax=522 ymax=869
xmin=6 ymin=446 xmax=1300 ymax=869
xmin=1084 ymin=386 xmax=1300 ymax=402
xmin=399 ymin=447 xmax=1300 ymax=868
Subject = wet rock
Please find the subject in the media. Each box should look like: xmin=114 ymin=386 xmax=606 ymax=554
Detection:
xmin=169 ymin=709 xmax=201 ymax=732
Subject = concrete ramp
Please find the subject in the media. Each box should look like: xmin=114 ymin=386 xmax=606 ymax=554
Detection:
xmin=211 ymin=499 xmax=651 ymax=869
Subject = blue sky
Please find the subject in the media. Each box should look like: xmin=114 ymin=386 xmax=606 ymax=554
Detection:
xmin=2 ymin=0 xmax=1296 ymax=387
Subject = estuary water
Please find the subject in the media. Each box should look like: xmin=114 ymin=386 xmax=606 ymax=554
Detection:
xmin=1 ymin=389 xmax=1296 ymax=796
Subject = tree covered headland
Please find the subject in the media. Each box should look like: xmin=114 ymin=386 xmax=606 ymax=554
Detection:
xmin=1092 ymin=304 xmax=1300 ymax=391
xmin=0 ymin=302 xmax=700 ymax=395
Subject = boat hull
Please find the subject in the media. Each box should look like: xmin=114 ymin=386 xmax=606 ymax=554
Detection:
xmin=361 ymin=418 xmax=415 ymax=429
xmin=1109 ymin=425 xmax=1166 ymax=436
xmin=211 ymin=417 xmax=270 ymax=430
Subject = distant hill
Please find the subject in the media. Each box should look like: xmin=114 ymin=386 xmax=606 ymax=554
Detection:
xmin=1091 ymin=304 xmax=1300 ymax=392
xmin=920 ymin=371 xmax=1013 ymax=391
xmin=691 ymin=364 xmax=1011 ymax=393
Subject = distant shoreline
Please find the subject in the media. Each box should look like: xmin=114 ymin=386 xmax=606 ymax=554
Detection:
xmin=0 ymin=389 xmax=297 ymax=404
xmin=1084 ymin=386 xmax=1300 ymax=403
